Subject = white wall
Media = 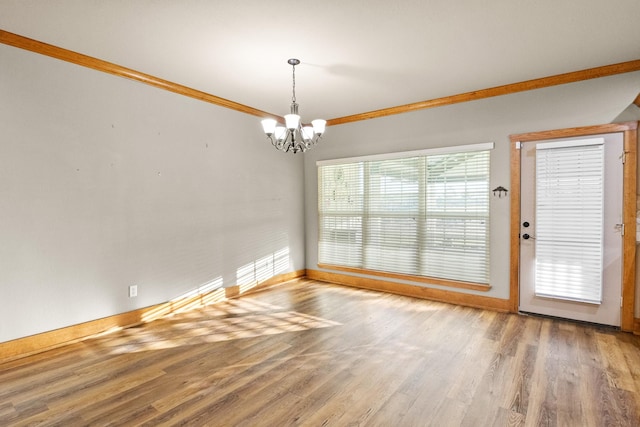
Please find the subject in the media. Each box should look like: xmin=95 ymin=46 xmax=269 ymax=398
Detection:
xmin=304 ymin=72 xmax=640 ymax=302
xmin=0 ymin=45 xmax=305 ymax=343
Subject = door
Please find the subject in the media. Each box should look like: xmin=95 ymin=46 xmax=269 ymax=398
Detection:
xmin=519 ymin=132 xmax=624 ymax=326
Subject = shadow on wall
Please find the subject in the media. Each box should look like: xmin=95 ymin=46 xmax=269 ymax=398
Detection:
xmin=236 ymin=247 xmax=290 ymax=293
xmin=138 ymin=246 xmax=292 ymax=325
xmin=612 ymin=102 xmax=640 ymax=123
xmin=0 ymin=246 xmax=299 ymax=364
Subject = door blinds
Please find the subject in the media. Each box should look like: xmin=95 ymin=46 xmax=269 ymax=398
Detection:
xmin=534 ymin=138 xmax=605 ymax=304
xmin=318 ymin=144 xmax=492 ymax=284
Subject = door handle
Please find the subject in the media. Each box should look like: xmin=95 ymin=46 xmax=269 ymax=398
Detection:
xmin=522 ymin=233 xmax=535 ymax=240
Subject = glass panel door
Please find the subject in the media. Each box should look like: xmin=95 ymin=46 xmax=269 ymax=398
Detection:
xmin=519 ymin=133 xmax=623 ymax=326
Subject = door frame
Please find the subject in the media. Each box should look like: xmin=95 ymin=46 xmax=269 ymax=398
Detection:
xmin=509 ymin=121 xmax=638 ymax=332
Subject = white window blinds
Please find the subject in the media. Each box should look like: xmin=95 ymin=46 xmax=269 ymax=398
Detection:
xmin=421 ymin=151 xmax=491 ymax=283
xmin=318 ymin=163 xmax=364 ymax=267
xmin=364 ymin=157 xmax=422 ymax=275
xmin=318 ymin=144 xmax=492 ymax=284
xmin=534 ymin=138 xmax=605 ymax=304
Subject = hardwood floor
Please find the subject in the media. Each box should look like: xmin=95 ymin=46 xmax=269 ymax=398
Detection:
xmin=1 ymin=278 xmax=639 ymax=426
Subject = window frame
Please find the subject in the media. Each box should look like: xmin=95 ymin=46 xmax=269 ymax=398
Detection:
xmin=317 ymin=143 xmax=494 ymax=291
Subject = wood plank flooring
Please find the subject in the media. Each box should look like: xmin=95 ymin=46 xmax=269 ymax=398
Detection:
xmin=1 ymin=278 xmax=639 ymax=426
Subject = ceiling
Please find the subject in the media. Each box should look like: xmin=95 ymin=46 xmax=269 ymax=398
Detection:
xmin=1 ymin=0 xmax=640 ymax=122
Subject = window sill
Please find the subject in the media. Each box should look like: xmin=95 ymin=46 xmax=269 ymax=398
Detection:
xmin=317 ymin=264 xmax=492 ymax=292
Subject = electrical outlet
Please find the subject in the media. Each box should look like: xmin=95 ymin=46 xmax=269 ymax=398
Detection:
xmin=129 ymin=285 xmax=138 ymax=298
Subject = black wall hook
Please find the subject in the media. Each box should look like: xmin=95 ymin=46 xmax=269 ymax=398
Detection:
xmin=492 ymin=186 xmax=508 ymax=198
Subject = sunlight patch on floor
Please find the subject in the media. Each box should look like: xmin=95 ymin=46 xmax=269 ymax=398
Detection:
xmin=105 ymin=298 xmax=341 ymax=354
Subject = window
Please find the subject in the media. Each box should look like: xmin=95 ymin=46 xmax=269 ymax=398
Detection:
xmin=534 ymin=138 xmax=605 ymax=303
xmin=318 ymin=143 xmax=492 ymax=285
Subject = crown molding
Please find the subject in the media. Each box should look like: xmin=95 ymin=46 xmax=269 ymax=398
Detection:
xmin=326 ymin=60 xmax=640 ymax=126
xmin=2 ymin=29 xmax=639 ymax=126
xmin=0 ymin=29 xmax=281 ymax=121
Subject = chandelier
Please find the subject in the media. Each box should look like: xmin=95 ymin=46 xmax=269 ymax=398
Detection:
xmin=261 ymin=59 xmax=326 ymax=154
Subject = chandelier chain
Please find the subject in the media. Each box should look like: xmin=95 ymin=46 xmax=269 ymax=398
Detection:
xmin=291 ymin=63 xmax=296 ymax=104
